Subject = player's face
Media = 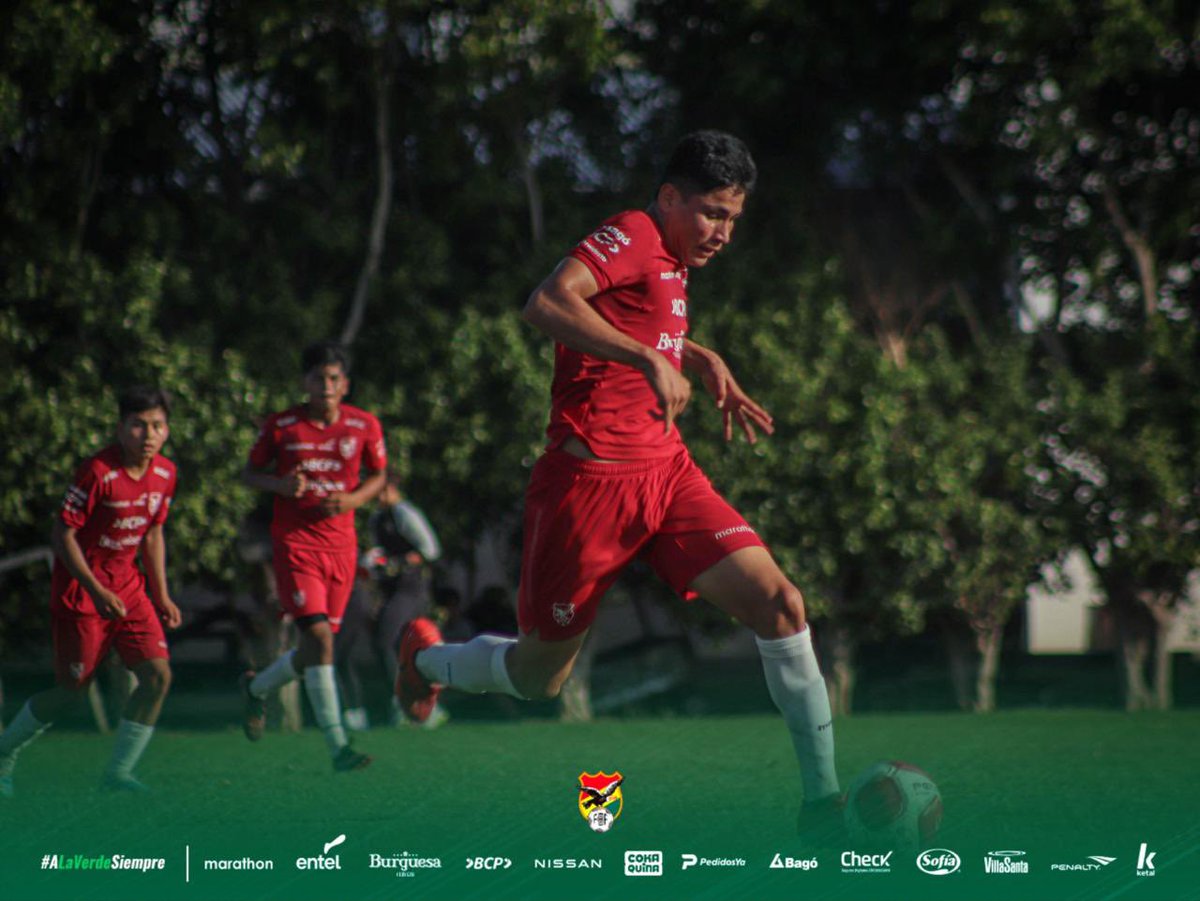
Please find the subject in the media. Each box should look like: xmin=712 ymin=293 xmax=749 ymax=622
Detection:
xmin=659 ymin=184 xmax=746 ymax=268
xmin=117 ymin=407 xmax=169 ymax=466
xmin=304 ymin=363 xmax=349 ymax=414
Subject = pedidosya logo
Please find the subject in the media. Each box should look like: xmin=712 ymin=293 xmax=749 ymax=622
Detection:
xmin=916 ymin=849 xmax=961 ymax=875
xmin=578 ymin=771 xmax=623 ymax=833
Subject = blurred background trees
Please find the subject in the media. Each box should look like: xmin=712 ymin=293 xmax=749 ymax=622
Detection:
xmin=2 ymin=0 xmax=1196 ymax=711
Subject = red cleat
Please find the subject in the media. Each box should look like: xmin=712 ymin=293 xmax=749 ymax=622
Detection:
xmin=395 ymin=617 xmax=443 ymax=724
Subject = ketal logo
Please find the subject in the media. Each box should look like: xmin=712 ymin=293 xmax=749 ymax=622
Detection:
xmin=578 ymin=772 xmax=623 ymax=833
xmin=1136 ymin=843 xmax=1156 ymax=877
xmin=916 ymin=849 xmax=961 ymax=875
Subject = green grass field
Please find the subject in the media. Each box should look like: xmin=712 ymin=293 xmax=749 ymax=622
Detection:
xmin=2 ymin=710 xmax=1198 ymax=901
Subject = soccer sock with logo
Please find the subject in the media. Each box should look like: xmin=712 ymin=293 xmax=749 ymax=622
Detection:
xmin=303 ymin=665 xmax=349 ymax=754
xmin=416 ymin=635 xmax=523 ymax=698
xmin=249 ymin=649 xmax=298 ymax=698
xmin=104 ymin=719 xmax=154 ymax=779
xmin=756 ymin=627 xmax=841 ymax=802
xmin=0 ymin=701 xmax=52 ymax=770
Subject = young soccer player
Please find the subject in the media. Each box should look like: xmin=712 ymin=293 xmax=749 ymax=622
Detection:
xmin=240 ymin=341 xmax=386 ymax=772
xmin=396 ymin=131 xmax=842 ymax=837
xmin=0 ymin=387 xmax=181 ymax=795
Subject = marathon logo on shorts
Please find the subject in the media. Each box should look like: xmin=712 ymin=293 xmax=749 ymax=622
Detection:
xmin=552 ymin=603 xmax=575 ymax=627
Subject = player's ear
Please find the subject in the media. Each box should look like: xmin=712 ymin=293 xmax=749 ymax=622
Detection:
xmin=657 ymin=182 xmax=682 ymax=211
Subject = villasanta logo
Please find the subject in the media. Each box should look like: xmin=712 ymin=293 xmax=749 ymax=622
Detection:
xmin=1136 ymin=843 xmax=1156 ymax=877
xmin=983 ymin=850 xmax=1029 ymax=874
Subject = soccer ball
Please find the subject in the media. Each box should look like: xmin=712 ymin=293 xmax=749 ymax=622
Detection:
xmin=843 ymin=760 xmax=943 ymax=852
xmin=587 ymin=808 xmax=614 ymax=833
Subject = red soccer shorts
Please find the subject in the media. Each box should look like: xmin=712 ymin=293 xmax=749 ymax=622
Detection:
xmin=517 ymin=448 xmax=766 ymax=640
xmin=52 ymin=598 xmax=168 ymax=690
xmin=272 ymin=542 xmax=357 ymax=632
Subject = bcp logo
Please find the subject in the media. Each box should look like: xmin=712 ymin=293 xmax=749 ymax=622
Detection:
xmin=465 ymin=857 xmax=511 ymax=870
xmin=916 ymin=849 xmax=961 ymax=875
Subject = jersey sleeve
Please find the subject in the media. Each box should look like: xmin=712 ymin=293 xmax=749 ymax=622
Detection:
xmin=394 ymin=501 xmax=442 ymax=562
xmin=569 ymin=212 xmax=655 ymax=293
xmin=152 ymin=466 xmax=177 ymax=526
xmin=247 ymin=416 xmax=278 ymax=469
xmin=59 ymin=460 xmax=101 ymax=530
xmin=362 ymin=415 xmax=387 ymax=472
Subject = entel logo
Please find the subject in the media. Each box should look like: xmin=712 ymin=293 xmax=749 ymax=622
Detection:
xmin=916 ymin=849 xmax=961 ymax=876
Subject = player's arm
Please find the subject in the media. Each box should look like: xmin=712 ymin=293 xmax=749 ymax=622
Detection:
xmin=318 ymin=468 xmax=386 ymax=517
xmin=141 ymin=523 xmax=182 ymax=629
xmin=50 ymin=519 xmax=126 ymax=619
xmin=241 ymin=463 xmax=307 ymax=498
xmin=524 ymin=257 xmax=691 ymax=431
xmin=682 ymin=339 xmax=775 ymax=444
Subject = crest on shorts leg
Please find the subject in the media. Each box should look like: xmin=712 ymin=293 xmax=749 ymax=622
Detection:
xmin=552 ymin=602 xmax=575 ymax=627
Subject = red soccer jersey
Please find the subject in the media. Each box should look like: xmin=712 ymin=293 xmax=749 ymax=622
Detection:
xmin=51 ymin=445 xmax=177 ymax=614
xmin=247 ymin=403 xmax=386 ymax=551
xmin=551 ymin=209 xmax=689 ymax=460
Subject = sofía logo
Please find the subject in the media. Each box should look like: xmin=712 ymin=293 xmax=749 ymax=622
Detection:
xmin=916 ymin=849 xmax=961 ymax=875
xmin=578 ymin=772 xmax=623 ymax=833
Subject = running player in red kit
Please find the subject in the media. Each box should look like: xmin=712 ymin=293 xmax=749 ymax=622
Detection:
xmin=0 ymin=387 xmax=181 ymax=796
xmin=396 ymin=131 xmax=842 ymax=837
xmin=241 ymin=341 xmax=386 ymax=772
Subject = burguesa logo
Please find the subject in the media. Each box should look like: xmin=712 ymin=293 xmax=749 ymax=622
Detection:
xmin=916 ymin=849 xmax=961 ymax=875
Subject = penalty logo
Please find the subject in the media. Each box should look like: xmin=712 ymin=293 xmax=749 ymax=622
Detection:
xmin=578 ymin=771 xmax=623 ymax=833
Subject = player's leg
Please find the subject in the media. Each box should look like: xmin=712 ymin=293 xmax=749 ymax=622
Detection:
xmin=101 ymin=604 xmax=174 ymax=791
xmin=1 ymin=610 xmax=114 ymax=796
xmin=688 ymin=546 xmax=843 ymax=836
xmin=333 ymin=585 xmax=369 ymax=731
xmin=242 ymin=544 xmax=317 ymax=740
xmin=0 ymin=685 xmax=80 ymax=797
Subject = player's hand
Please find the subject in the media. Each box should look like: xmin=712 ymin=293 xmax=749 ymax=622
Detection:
xmin=695 ymin=351 xmax=774 ymax=444
xmin=643 ymin=353 xmax=692 ymax=434
xmin=92 ymin=588 xmax=127 ymax=620
xmin=404 ymin=550 xmax=424 ymax=566
xmin=157 ymin=597 xmax=183 ymax=630
xmin=279 ymin=468 xmax=308 ymax=498
xmin=319 ymin=492 xmax=353 ymax=516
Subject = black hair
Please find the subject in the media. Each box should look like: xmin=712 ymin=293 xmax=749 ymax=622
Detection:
xmin=118 ymin=386 xmax=172 ymax=420
xmin=660 ymin=130 xmax=757 ymax=197
xmin=301 ymin=340 xmax=351 ymax=376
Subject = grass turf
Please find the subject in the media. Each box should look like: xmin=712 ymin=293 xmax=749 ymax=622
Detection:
xmin=2 ymin=710 xmax=1197 ymax=901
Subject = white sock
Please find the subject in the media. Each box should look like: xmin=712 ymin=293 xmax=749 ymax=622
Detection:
xmin=416 ymin=634 xmax=523 ymax=698
xmin=250 ymin=650 xmax=298 ymax=697
xmin=105 ymin=719 xmax=154 ymax=779
xmin=757 ymin=627 xmax=840 ymax=802
xmin=303 ymin=665 xmax=348 ymax=754
xmin=0 ymin=701 xmax=52 ymax=771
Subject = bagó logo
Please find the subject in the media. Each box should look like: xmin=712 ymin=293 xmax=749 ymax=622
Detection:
xmin=916 ymin=849 xmax=961 ymax=875
xmin=578 ymin=772 xmax=623 ymax=833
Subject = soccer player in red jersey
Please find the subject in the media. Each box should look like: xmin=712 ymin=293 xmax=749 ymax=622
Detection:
xmin=397 ymin=131 xmax=842 ymax=836
xmin=240 ymin=342 xmax=386 ymax=772
xmin=0 ymin=387 xmax=181 ymax=796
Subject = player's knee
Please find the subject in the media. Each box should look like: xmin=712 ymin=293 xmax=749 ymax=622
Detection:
xmin=754 ymin=583 xmax=807 ymax=639
xmin=140 ymin=661 xmax=173 ymax=697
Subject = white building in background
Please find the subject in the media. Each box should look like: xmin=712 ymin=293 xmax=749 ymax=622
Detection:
xmin=1025 ymin=548 xmax=1200 ymax=654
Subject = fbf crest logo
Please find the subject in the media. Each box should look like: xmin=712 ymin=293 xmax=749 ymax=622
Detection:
xmin=578 ymin=772 xmax=623 ymax=833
